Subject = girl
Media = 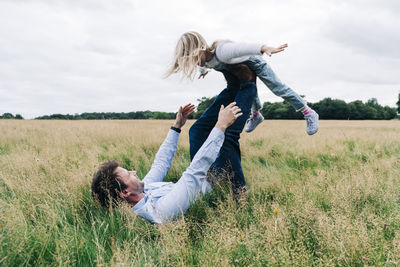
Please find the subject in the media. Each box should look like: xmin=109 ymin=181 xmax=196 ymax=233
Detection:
xmin=165 ymin=31 xmax=319 ymax=135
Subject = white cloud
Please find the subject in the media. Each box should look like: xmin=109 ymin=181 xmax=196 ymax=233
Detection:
xmin=0 ymin=0 xmax=399 ymax=118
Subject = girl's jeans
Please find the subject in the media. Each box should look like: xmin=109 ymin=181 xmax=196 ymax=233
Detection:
xmin=212 ymin=56 xmax=307 ymax=112
xmin=189 ymin=80 xmax=257 ymax=188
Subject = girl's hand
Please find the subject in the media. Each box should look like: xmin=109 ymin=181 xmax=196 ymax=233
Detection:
xmin=173 ymin=104 xmax=196 ymax=129
xmin=261 ymin=43 xmax=288 ymax=56
xmin=198 ymin=71 xmax=209 ymax=79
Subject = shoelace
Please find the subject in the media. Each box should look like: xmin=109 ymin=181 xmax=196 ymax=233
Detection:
xmin=306 ymin=114 xmax=315 ymax=126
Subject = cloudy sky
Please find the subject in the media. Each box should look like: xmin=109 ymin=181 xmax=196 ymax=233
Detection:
xmin=0 ymin=0 xmax=399 ymax=118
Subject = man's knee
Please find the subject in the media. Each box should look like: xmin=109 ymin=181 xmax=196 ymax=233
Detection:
xmin=188 ymin=121 xmax=205 ymax=142
xmin=225 ymin=64 xmax=256 ymax=83
xmin=189 ymin=123 xmax=197 ymax=139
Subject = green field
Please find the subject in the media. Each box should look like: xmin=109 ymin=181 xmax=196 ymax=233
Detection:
xmin=1 ymin=120 xmax=400 ymax=266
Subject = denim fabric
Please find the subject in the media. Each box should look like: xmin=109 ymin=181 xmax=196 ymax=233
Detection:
xmin=189 ymin=81 xmax=257 ymax=188
xmin=252 ymin=95 xmax=263 ymax=111
xmin=209 ymin=55 xmax=306 ymax=112
xmin=245 ymin=56 xmax=306 ymax=111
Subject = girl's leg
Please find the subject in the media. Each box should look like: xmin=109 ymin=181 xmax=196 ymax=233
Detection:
xmin=252 ymin=94 xmax=262 ymax=112
xmin=245 ymin=94 xmax=264 ymax=133
xmin=246 ymin=56 xmax=306 ymax=111
xmin=245 ymin=56 xmax=319 ymax=135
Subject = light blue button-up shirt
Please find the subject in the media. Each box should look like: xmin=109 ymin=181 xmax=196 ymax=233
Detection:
xmin=133 ymin=127 xmax=225 ymax=224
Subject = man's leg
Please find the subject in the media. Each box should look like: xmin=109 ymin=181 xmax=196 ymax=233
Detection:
xmin=190 ymin=64 xmax=257 ymax=189
xmin=211 ymin=80 xmax=257 ymax=188
xmin=206 ymin=64 xmax=257 ymax=188
xmin=189 ymin=72 xmax=241 ymax=160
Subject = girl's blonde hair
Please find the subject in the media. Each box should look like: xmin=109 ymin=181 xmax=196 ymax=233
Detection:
xmin=164 ymin=31 xmax=217 ymax=80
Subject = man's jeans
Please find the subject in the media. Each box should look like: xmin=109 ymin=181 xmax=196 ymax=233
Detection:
xmin=189 ymin=81 xmax=257 ymax=188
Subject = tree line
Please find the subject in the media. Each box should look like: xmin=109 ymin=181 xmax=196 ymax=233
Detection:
xmin=0 ymin=113 xmax=24 ymax=119
xmin=261 ymin=97 xmax=397 ymax=120
xmin=1 ymin=94 xmax=399 ymax=120
xmin=35 ymin=111 xmax=176 ymax=120
xmin=194 ymin=96 xmax=399 ymax=120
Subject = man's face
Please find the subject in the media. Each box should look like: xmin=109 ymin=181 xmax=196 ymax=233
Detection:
xmin=114 ymin=167 xmax=145 ymax=205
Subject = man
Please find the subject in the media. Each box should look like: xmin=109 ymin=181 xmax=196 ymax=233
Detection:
xmin=92 ymin=64 xmax=257 ymax=224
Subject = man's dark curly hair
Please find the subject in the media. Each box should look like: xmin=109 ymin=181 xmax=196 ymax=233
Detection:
xmin=91 ymin=160 xmax=127 ymax=208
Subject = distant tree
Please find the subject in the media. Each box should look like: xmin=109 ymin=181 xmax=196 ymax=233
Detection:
xmin=36 ymin=115 xmax=49 ymax=120
xmin=397 ymin=93 xmax=400 ymax=114
xmin=119 ymin=113 xmax=129 ymax=120
xmin=348 ymin=100 xmax=366 ymax=119
xmin=0 ymin=113 xmax=24 ymax=119
xmin=152 ymin=112 xmax=171 ymax=120
xmin=1 ymin=113 xmax=14 ymax=119
xmin=260 ymin=101 xmax=302 ymax=119
xmin=193 ymin=96 xmax=217 ymax=119
xmin=366 ymin=98 xmax=385 ymax=119
xmin=347 ymin=98 xmax=395 ymax=120
xmin=312 ymin=98 xmax=349 ymax=119
xmin=86 ymin=114 xmax=98 ymax=120
xmin=143 ymin=111 xmax=154 ymax=120
xmin=49 ymin=114 xmax=67 ymax=120
xmin=133 ymin=111 xmax=146 ymax=119
xmin=382 ymin=106 xmax=397 ymax=120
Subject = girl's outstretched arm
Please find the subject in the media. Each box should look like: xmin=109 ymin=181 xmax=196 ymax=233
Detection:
xmin=261 ymin=43 xmax=288 ymax=56
xmin=217 ymin=42 xmax=288 ymax=63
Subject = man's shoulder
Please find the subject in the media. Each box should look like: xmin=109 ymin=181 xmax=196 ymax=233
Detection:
xmin=145 ymin=181 xmax=174 ymax=190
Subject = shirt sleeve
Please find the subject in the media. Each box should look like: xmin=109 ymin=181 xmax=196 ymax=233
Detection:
xmin=142 ymin=129 xmax=179 ymax=184
xmin=198 ymin=66 xmax=209 ymax=75
xmin=216 ymin=41 xmax=263 ymax=63
xmin=153 ymin=128 xmax=225 ymax=223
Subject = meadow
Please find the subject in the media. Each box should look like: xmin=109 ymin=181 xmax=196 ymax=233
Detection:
xmin=1 ymin=119 xmax=400 ymax=266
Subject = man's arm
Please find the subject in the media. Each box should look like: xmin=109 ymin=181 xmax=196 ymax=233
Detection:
xmin=153 ymin=103 xmax=243 ymax=223
xmin=142 ymin=104 xmax=195 ymax=184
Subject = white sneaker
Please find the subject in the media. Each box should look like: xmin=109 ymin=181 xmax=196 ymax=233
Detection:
xmin=245 ymin=113 xmax=264 ymax=133
xmin=304 ymin=110 xmax=319 ymax=135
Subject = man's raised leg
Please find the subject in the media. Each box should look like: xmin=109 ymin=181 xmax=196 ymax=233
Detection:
xmin=189 ymin=72 xmax=241 ymax=161
xmin=190 ymin=64 xmax=257 ymax=191
xmin=211 ymin=80 xmax=257 ymax=189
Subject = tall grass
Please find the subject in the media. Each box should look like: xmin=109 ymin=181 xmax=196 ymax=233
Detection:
xmin=1 ymin=120 xmax=400 ymax=266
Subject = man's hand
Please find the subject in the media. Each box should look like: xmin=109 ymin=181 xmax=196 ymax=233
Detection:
xmin=215 ymin=102 xmax=243 ymax=132
xmin=172 ymin=104 xmax=196 ymax=129
xmin=261 ymin=43 xmax=288 ymax=57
